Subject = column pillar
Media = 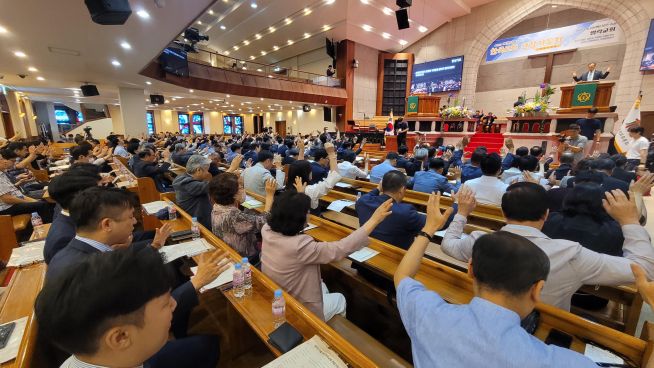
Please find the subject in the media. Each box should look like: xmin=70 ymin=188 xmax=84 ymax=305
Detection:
xmin=6 ymin=91 xmax=28 ymax=138
xmin=45 ymin=102 xmax=59 ymax=140
xmin=118 ymin=87 xmax=147 ymax=137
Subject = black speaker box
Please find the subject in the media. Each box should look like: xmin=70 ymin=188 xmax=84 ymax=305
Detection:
xmin=80 ymin=85 xmax=99 ymax=97
xmin=150 ymin=95 xmax=165 ymax=105
xmin=302 ymin=104 xmax=311 ymax=112
xmin=396 ymin=8 xmax=410 ymax=30
xmin=323 ymin=107 xmax=332 ymax=122
xmin=396 ymin=0 xmax=412 ymax=7
xmin=85 ymin=0 xmax=132 ymax=25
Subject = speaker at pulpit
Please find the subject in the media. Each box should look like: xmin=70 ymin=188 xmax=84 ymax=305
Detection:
xmin=557 ymin=81 xmax=615 ymax=114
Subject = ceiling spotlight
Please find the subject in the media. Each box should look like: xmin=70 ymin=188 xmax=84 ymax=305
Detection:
xmin=304 ymin=32 xmax=310 ymax=39
xmin=250 ymin=55 xmax=255 ymax=60
xmin=382 ymin=7 xmax=392 ymax=15
xmin=136 ymin=10 xmax=150 ymax=19
xmin=287 ymin=40 xmax=293 ymax=45
xmin=233 ymin=45 xmax=239 ymax=50
xmin=362 ymin=24 xmax=372 ymax=32
xmin=255 ymin=33 xmax=262 ymax=39
xmin=399 ymin=39 xmax=408 ymax=46
xmin=269 ymin=26 xmax=276 ymax=33
xmin=551 ymin=4 xmax=558 ymax=7
xmin=360 ymin=0 xmax=368 ymax=3
xmin=260 ymin=98 xmax=264 ymax=101
xmin=36 ymin=76 xmax=45 ymax=81
xmin=14 ymin=51 xmax=26 ymax=58
xmin=224 ymin=50 xmax=230 ymax=55
xmin=0 ymin=26 xmax=7 ymax=34
xmin=208 ymin=9 xmax=214 ymax=15
xmin=243 ymin=40 xmax=250 ymax=45
xmin=226 ymin=94 xmax=230 ymax=97
xmin=145 ymin=81 xmax=152 ymax=85
xmin=197 ymin=21 xmax=202 ymax=25
xmin=111 ymin=59 xmax=121 ymax=66
xmin=304 ymin=8 xmax=312 ymax=15
xmin=285 ymin=18 xmax=292 ymax=25
xmin=260 ymin=51 xmax=266 ymax=55
xmin=257 ymin=68 xmax=263 ymax=72
xmin=382 ymin=32 xmax=390 ymax=39
xmin=28 ymin=66 xmax=38 ymax=72
xmin=120 ymin=41 xmax=132 ymax=50
xmin=220 ymin=25 xmax=226 ymax=30
xmin=250 ymin=2 xmax=257 ymax=8
xmin=325 ymin=0 xmax=335 ymax=3
xmin=418 ymin=25 xmax=428 ymax=33
xmin=189 ymin=89 xmax=194 ymax=93
xmin=165 ymin=100 xmax=170 ymax=103
xmin=273 ymin=45 xmax=279 ymax=51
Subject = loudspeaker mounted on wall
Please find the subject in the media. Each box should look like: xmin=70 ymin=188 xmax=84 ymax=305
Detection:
xmin=84 ymin=0 xmax=132 ymax=25
xmin=323 ymin=107 xmax=332 ymax=122
xmin=150 ymin=94 xmax=165 ymax=105
xmin=302 ymin=104 xmax=311 ymax=112
xmin=80 ymin=85 xmax=100 ymax=97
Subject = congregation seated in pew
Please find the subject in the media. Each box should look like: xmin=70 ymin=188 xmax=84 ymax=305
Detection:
xmin=133 ymin=147 xmax=174 ymax=192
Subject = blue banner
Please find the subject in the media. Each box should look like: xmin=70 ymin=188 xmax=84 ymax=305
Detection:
xmin=486 ymin=18 xmax=623 ymax=63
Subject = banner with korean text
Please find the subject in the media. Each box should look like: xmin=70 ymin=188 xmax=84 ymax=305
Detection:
xmin=486 ymin=18 xmax=624 ymax=63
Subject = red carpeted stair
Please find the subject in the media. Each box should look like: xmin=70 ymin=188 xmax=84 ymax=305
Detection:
xmin=463 ymin=132 xmax=504 ymax=156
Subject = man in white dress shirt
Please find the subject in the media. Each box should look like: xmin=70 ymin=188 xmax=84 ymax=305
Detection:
xmin=242 ymin=150 xmax=285 ymax=196
xmin=442 ymin=183 xmax=654 ymax=311
xmin=337 ymin=152 xmax=369 ymax=179
xmin=462 ymin=152 xmax=508 ymax=206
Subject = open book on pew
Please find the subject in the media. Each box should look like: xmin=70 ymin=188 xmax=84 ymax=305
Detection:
xmin=158 ymin=238 xmax=213 ymax=263
xmin=190 ymin=263 xmax=235 ymax=293
xmin=326 ymin=200 xmax=355 ymax=212
xmin=7 ymin=240 xmax=45 ymax=268
xmin=262 ymin=335 xmax=348 ymax=368
xmin=142 ymin=201 xmax=170 ymax=215
xmin=242 ymin=195 xmax=264 ymax=209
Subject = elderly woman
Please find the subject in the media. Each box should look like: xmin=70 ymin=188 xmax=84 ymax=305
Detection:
xmin=262 ymin=191 xmax=392 ymax=321
xmin=172 ymin=154 xmax=242 ymax=229
xmin=209 ymin=173 xmax=276 ymax=265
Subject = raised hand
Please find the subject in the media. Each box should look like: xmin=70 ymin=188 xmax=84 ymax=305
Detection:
xmin=368 ymin=198 xmax=394 ymax=226
xmin=450 ymin=166 xmax=461 ymax=180
xmin=191 ymin=250 xmax=232 ymax=291
xmin=522 ymin=171 xmax=539 ymax=184
xmin=630 ymin=173 xmax=654 ymax=195
xmin=228 ymin=154 xmax=243 ymax=172
xmin=455 ymin=186 xmax=477 ymax=217
xmin=324 ymin=142 xmax=335 ymax=156
xmin=265 ymin=178 xmax=277 ymax=197
xmin=293 ymin=176 xmax=306 ymax=193
xmin=424 ymin=192 xmax=454 ymax=234
xmin=151 ymin=222 xmax=173 ymax=249
xmin=273 ymin=154 xmax=282 ymax=168
xmin=603 ymin=190 xmax=639 ymax=226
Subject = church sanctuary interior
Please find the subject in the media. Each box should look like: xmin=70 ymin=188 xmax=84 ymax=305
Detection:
xmin=3 ymin=0 xmax=654 ymax=367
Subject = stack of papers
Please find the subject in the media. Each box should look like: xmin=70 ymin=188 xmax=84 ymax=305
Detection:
xmin=158 ymin=238 xmax=213 ymax=263
xmin=326 ymin=200 xmax=355 ymax=212
xmin=348 ymin=247 xmax=380 ymax=263
xmin=334 ymin=182 xmax=353 ymax=189
xmin=584 ymin=344 xmax=624 ymax=365
xmin=0 ymin=317 xmax=28 ymax=364
xmin=142 ymin=201 xmax=169 ymax=215
xmin=263 ymin=335 xmax=347 ymax=368
xmin=7 ymin=240 xmax=45 ymax=268
xmin=190 ymin=263 xmax=235 ymax=293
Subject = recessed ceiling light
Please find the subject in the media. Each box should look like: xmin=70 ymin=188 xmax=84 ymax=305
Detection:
xmin=261 ymin=50 xmax=267 ymax=55
xmin=269 ymin=26 xmax=276 ymax=33
xmin=273 ymin=45 xmax=279 ymax=51
xmin=360 ymin=0 xmax=368 ymax=3
xmin=260 ymin=98 xmax=264 ymax=101
xmin=362 ymin=24 xmax=372 ymax=31
xmin=250 ymin=55 xmax=255 ymax=60
xmin=233 ymin=45 xmax=239 ymax=50
xmin=208 ymin=9 xmax=214 ymax=15
xmin=136 ymin=10 xmax=150 ymax=19
xmin=250 ymin=2 xmax=257 ymax=8
xmin=189 ymin=89 xmax=194 ymax=93
xmin=382 ymin=7 xmax=392 ymax=15
xmin=418 ymin=25 xmax=428 ymax=33
xmin=325 ymin=0 xmax=335 ymax=4
xmin=226 ymin=95 xmax=230 ymax=97
xmin=145 ymin=81 xmax=152 ymax=85
xmin=304 ymin=32 xmax=310 ymax=38
xmin=36 ymin=76 xmax=45 ymax=81
xmin=14 ymin=51 xmax=26 ymax=58
xmin=220 ymin=25 xmax=226 ymax=30
xmin=551 ymin=5 xmax=558 ymax=7
xmin=0 ymin=26 xmax=7 ymax=34
xmin=224 ymin=50 xmax=230 ymax=55
xmin=243 ymin=40 xmax=250 ymax=45
xmin=268 ymin=75 xmax=273 ymax=78
xmin=304 ymin=7 xmax=312 ymax=15
xmin=255 ymin=33 xmax=262 ymax=39
xmin=120 ymin=41 xmax=131 ymax=50
xmin=28 ymin=66 xmax=38 ymax=72
xmin=197 ymin=21 xmax=202 ymax=25
xmin=287 ymin=40 xmax=293 ymax=45
xmin=285 ymin=18 xmax=292 ymax=25
xmin=382 ymin=32 xmax=390 ymax=39
xmin=111 ymin=59 xmax=121 ymax=67
xmin=399 ymin=39 xmax=408 ymax=46
xmin=165 ymin=100 xmax=170 ymax=103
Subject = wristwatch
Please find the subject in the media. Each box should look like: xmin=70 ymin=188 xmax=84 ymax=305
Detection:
xmin=417 ymin=231 xmax=434 ymax=242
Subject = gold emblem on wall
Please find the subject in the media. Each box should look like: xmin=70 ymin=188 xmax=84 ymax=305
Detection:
xmin=409 ymin=102 xmax=417 ymax=110
xmin=577 ymin=92 xmax=591 ymax=103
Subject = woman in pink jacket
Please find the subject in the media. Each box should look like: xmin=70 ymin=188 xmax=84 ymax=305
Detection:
xmin=262 ymin=191 xmax=392 ymax=321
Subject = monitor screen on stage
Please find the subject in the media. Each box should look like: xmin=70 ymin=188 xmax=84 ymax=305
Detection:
xmin=410 ymin=56 xmax=464 ymax=94
xmin=640 ymin=20 xmax=654 ymax=71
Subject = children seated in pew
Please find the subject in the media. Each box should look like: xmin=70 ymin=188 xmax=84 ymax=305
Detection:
xmin=394 ymin=192 xmax=597 ymax=367
xmin=442 ymin=183 xmax=654 ymax=311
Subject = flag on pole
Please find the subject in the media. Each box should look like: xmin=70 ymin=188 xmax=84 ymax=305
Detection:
xmin=614 ymin=94 xmax=642 ymax=154
xmin=387 ymin=109 xmax=394 ymax=134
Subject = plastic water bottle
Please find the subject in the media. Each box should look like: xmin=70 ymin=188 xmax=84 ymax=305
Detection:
xmin=191 ymin=217 xmax=200 ymax=238
xmin=31 ymin=212 xmax=43 ymax=238
xmin=242 ymin=257 xmax=252 ymax=290
xmin=233 ymin=263 xmax=245 ymax=298
xmin=272 ymin=289 xmax=286 ymax=328
xmin=167 ymin=201 xmax=177 ymax=220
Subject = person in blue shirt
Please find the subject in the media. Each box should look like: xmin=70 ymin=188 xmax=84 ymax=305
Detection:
xmin=356 ymin=170 xmax=425 ymax=249
xmin=309 ymin=148 xmax=330 ymax=184
xmin=461 ymin=148 xmax=485 ymax=183
xmin=225 ymin=143 xmax=241 ymax=164
xmin=369 ymin=152 xmax=399 ymax=184
xmin=395 ymin=146 xmax=410 ymax=170
xmin=394 ymin=193 xmax=597 ymax=368
xmin=502 ymin=145 xmax=529 ymax=171
xmin=242 ymin=142 xmax=259 ymax=167
xmin=409 ymin=158 xmax=461 ymax=194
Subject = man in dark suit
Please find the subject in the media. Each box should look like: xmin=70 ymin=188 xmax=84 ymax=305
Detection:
xmin=589 ymin=159 xmax=629 ymax=194
xmin=36 ymin=247 xmax=223 ymax=368
xmin=611 ymin=154 xmax=637 ymax=184
xmin=572 ymin=62 xmax=611 ymax=82
xmin=309 ymin=148 xmax=329 ymax=184
xmin=133 ymin=148 xmax=173 ymax=192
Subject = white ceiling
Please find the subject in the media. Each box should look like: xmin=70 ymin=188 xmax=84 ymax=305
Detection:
xmin=0 ymin=0 xmax=495 ymax=112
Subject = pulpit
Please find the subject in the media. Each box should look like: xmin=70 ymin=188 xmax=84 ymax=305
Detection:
xmin=406 ymin=95 xmax=441 ymax=116
xmin=557 ymin=82 xmax=615 ymax=114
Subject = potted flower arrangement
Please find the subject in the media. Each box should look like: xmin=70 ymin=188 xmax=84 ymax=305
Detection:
xmin=441 ymin=98 xmax=472 ymax=119
xmin=509 ymin=83 xmax=556 ymax=117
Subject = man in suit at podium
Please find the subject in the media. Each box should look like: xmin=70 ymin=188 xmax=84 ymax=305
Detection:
xmin=572 ymin=62 xmax=611 ymax=82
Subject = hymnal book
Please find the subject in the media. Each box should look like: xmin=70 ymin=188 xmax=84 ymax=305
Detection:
xmin=158 ymin=238 xmax=212 ymax=263
xmin=242 ymin=195 xmax=264 ymax=209
xmin=142 ymin=201 xmax=169 ymax=215
xmin=262 ymin=335 xmax=347 ymax=368
xmin=7 ymin=240 xmax=45 ymax=268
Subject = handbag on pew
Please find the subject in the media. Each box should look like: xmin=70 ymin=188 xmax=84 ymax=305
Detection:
xmin=267 ymin=322 xmax=303 ymax=353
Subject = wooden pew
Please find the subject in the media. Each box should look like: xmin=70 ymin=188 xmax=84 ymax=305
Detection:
xmin=158 ymin=193 xmax=410 ymax=367
xmin=247 ymin=189 xmax=654 ymax=366
xmin=0 ymin=216 xmax=20 ymax=263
